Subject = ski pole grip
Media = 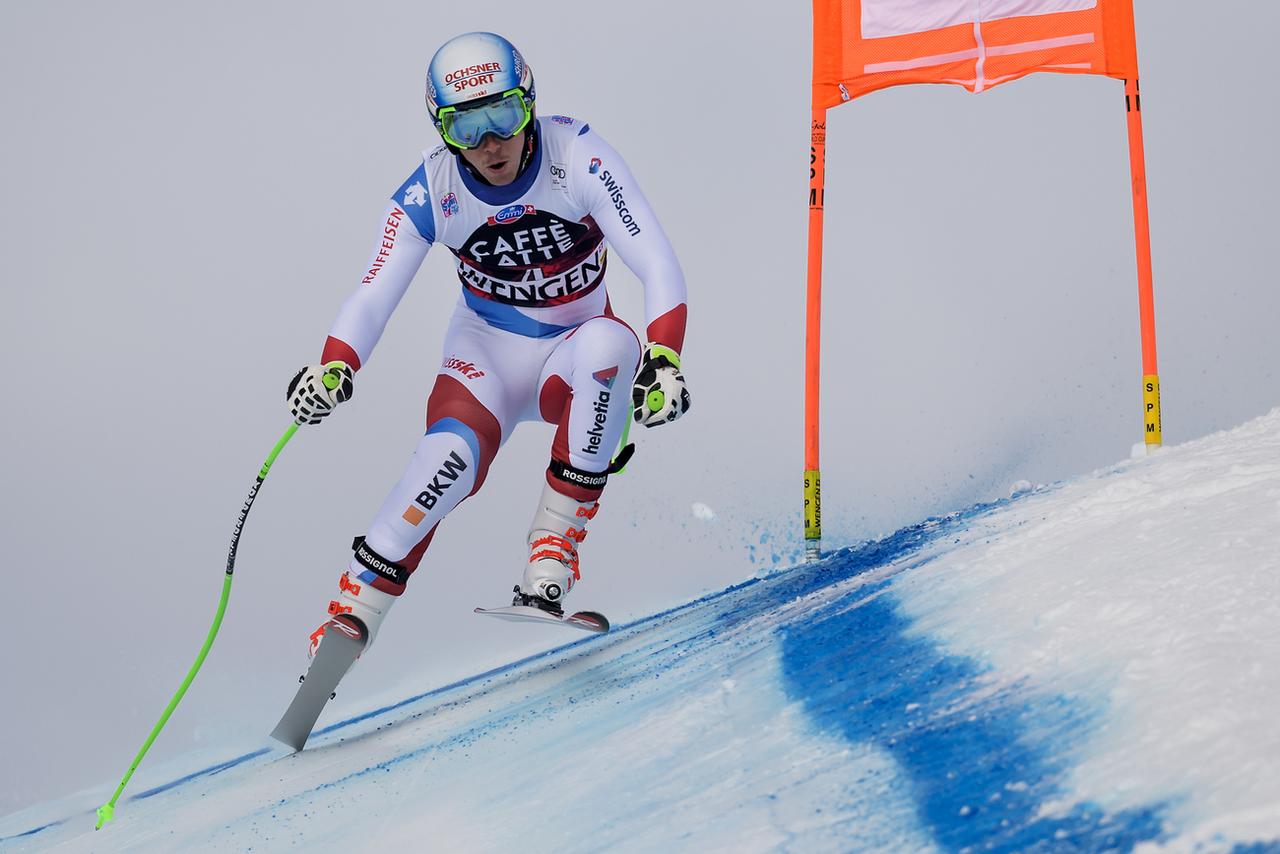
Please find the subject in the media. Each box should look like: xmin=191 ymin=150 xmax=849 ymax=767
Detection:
xmin=321 ymin=364 xmax=344 ymax=391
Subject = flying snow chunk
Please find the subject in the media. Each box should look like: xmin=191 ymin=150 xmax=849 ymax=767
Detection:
xmin=1009 ymin=480 xmax=1034 ymax=498
xmin=691 ymin=502 xmax=717 ymax=522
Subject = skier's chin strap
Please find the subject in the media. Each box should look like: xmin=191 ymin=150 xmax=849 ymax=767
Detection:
xmin=456 ymin=125 xmax=539 ymax=187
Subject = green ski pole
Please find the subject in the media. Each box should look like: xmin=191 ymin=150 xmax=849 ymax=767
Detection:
xmin=95 ymin=419 xmax=304 ymax=829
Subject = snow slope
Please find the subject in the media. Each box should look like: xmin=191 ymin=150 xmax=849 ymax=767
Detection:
xmin=3 ymin=411 xmax=1279 ymax=853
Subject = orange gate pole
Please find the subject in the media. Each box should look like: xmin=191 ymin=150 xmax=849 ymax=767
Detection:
xmin=804 ymin=110 xmax=827 ymax=562
xmin=1124 ymin=77 xmax=1163 ymax=448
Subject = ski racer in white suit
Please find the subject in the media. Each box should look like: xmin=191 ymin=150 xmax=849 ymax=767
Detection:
xmin=287 ymin=32 xmax=689 ymax=655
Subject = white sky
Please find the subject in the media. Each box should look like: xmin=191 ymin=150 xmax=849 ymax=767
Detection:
xmin=2 ymin=0 xmax=1276 ymax=817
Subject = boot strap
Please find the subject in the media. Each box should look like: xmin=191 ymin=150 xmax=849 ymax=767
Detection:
xmin=548 ymin=459 xmax=608 ymax=490
xmin=350 ymin=536 xmax=410 ymax=586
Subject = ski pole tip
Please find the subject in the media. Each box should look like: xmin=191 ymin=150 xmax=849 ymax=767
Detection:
xmin=95 ymin=803 xmax=114 ymax=829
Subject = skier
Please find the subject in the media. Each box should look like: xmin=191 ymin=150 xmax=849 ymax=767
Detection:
xmin=287 ymin=32 xmax=689 ymax=656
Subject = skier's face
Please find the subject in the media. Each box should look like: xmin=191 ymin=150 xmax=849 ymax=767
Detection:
xmin=460 ymin=131 xmax=525 ymax=186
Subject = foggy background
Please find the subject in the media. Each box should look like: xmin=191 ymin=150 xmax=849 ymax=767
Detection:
xmin=2 ymin=1 xmax=1275 ymax=816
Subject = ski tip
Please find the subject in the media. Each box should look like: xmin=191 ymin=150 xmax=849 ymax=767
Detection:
xmin=269 ymin=727 xmax=308 ymax=754
xmin=569 ymin=611 xmax=610 ymax=633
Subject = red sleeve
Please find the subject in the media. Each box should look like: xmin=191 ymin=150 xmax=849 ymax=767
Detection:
xmin=321 ymin=336 xmax=362 ymax=372
xmin=645 ymin=304 xmax=687 ymax=355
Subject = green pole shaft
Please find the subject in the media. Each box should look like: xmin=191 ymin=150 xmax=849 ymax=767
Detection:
xmin=95 ymin=574 xmax=232 ymax=829
xmin=611 ymin=401 xmax=634 ymax=474
xmin=96 ymin=422 xmax=299 ymax=830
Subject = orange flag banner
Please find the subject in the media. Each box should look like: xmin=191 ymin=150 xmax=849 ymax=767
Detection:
xmin=813 ymin=0 xmax=1139 ymax=108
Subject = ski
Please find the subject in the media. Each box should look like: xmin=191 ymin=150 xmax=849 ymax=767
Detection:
xmin=474 ymin=604 xmax=610 ymax=633
xmin=269 ymin=616 xmax=366 ymax=752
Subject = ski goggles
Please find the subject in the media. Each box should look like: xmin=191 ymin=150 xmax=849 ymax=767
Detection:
xmin=437 ymin=88 xmax=533 ymax=149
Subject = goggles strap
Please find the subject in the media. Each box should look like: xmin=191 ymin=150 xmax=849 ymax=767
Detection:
xmin=518 ymin=123 xmax=537 ymax=172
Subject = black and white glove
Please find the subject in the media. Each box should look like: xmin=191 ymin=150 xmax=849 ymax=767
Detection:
xmin=286 ymin=361 xmax=354 ymax=425
xmin=632 ymin=344 xmax=690 ymax=428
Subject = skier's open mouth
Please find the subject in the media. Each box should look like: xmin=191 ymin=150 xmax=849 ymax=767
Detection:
xmin=487 ymin=160 xmax=508 ymax=173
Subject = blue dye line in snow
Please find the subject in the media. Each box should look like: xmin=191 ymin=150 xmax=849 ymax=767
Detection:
xmin=774 ymin=515 xmax=1169 ymax=851
xmin=132 ymin=748 xmax=273 ymax=800
xmin=0 ymin=751 xmax=274 ymax=844
xmin=0 ymin=819 xmax=65 ymax=843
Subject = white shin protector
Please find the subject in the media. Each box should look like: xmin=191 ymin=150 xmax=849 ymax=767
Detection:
xmin=523 ymin=481 xmax=599 ymax=604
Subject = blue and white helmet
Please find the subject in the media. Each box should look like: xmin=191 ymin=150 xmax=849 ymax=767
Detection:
xmin=425 ymin=32 xmax=535 ymax=122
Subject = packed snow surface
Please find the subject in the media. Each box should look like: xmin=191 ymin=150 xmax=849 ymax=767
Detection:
xmin=3 ymin=410 xmax=1279 ymax=852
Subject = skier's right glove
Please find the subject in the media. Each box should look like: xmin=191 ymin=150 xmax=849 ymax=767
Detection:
xmin=632 ymin=344 xmax=690 ymax=428
xmin=286 ymin=361 xmax=354 ymax=425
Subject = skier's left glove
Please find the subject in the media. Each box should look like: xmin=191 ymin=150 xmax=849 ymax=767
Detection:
xmin=286 ymin=361 xmax=354 ymax=426
xmin=632 ymin=344 xmax=690 ymax=428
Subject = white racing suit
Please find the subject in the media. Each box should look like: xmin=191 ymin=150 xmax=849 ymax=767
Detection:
xmin=319 ymin=115 xmax=687 ymax=604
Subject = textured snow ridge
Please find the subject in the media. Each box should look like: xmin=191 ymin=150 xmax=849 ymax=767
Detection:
xmin=3 ymin=410 xmax=1279 ymax=853
xmin=893 ymin=409 xmax=1280 ymax=852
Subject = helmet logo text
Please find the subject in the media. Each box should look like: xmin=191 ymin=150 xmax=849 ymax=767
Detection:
xmin=444 ymin=62 xmax=503 ymax=94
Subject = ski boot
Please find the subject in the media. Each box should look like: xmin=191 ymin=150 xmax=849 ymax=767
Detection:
xmin=308 ymin=570 xmax=396 ymax=660
xmin=516 ymin=481 xmax=600 ymax=616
